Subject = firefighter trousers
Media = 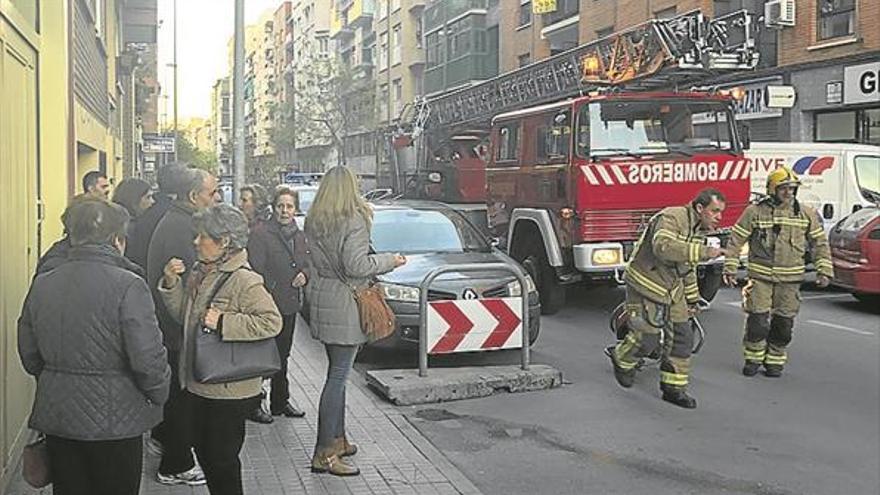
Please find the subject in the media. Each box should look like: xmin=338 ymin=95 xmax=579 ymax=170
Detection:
xmin=742 ymin=279 xmax=801 ymax=368
xmin=613 ymin=288 xmax=693 ymax=390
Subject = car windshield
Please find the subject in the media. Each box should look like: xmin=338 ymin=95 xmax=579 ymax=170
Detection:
xmin=297 ymin=189 xmax=317 ymax=215
xmin=577 ymin=100 xmax=737 ymax=158
xmin=371 ymin=208 xmax=489 ymax=254
xmin=836 ymin=207 xmax=880 ymax=233
xmin=855 ymin=155 xmax=880 ymax=203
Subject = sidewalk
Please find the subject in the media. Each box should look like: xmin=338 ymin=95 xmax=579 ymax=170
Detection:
xmin=4 ymin=322 xmax=482 ymax=495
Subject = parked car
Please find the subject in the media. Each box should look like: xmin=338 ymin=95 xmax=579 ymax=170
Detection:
xmin=829 ymin=205 xmax=880 ymax=304
xmin=290 ymin=184 xmax=318 ymax=229
xmin=370 ymin=200 xmax=541 ymax=348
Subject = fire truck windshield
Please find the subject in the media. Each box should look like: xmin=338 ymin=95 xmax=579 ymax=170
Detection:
xmin=576 ymin=100 xmax=738 ymax=159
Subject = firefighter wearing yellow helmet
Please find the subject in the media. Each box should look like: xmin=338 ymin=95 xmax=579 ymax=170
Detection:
xmin=723 ymin=166 xmax=833 ymax=378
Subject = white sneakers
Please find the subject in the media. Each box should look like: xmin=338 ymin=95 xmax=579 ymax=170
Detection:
xmin=156 ymin=465 xmax=207 ymax=486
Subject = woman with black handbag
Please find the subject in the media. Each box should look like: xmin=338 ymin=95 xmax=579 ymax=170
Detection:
xmin=159 ymin=204 xmax=282 ymax=495
xmin=247 ymin=185 xmax=311 ymax=423
xmin=305 ymin=166 xmax=406 ymax=476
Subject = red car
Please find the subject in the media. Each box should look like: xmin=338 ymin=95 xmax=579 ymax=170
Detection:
xmin=829 ymin=206 xmax=880 ymax=303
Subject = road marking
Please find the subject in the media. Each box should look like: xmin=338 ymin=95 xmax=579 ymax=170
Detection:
xmin=724 ymin=293 xmax=851 ymax=306
xmin=806 ymin=319 xmax=875 ymax=336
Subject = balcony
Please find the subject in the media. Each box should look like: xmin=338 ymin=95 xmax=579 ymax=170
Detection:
xmin=349 ymin=0 xmax=375 ymax=28
xmin=408 ymin=50 xmax=425 ymax=70
xmin=409 ymin=0 xmax=426 ymax=15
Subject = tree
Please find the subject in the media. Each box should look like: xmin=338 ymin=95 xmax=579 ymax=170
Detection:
xmin=176 ymin=134 xmax=219 ymax=174
xmin=271 ymin=57 xmax=375 ymax=169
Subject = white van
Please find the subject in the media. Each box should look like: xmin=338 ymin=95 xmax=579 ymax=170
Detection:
xmin=745 ymin=142 xmax=880 ymax=231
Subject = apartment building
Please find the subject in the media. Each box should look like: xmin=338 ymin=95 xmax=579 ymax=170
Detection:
xmin=211 ymin=77 xmax=232 ymax=176
xmin=273 ymin=2 xmax=296 ymax=166
xmin=0 ymin=1 xmax=159 ymax=489
xmin=498 ymin=1 xmax=878 ymax=144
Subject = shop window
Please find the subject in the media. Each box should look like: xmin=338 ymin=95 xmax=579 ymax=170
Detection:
xmin=863 ymin=109 xmax=880 ymax=146
xmin=496 ymin=124 xmax=520 ymax=163
xmin=818 ymin=0 xmax=856 ymax=40
xmin=815 ymin=111 xmax=856 ymax=142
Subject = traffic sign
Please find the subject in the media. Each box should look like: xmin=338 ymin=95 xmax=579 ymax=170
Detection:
xmin=143 ymin=136 xmax=176 ymax=154
xmin=427 ymin=298 xmax=523 ymax=354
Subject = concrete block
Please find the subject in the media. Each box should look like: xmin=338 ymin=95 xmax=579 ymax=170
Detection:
xmin=365 ymin=365 xmax=563 ymax=406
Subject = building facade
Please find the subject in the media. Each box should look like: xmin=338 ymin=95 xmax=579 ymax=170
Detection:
xmin=0 ymin=1 xmax=158 ymax=489
xmin=211 ymin=77 xmax=233 ymax=177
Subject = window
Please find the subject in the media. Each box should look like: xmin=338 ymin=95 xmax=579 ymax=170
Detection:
xmin=392 ymin=0 xmax=401 ymax=12
xmin=854 ymin=155 xmax=880 ymax=199
xmin=392 ymin=24 xmax=402 ymax=65
xmin=596 ymin=26 xmax=614 ymax=39
xmin=519 ymin=2 xmax=532 ymax=27
xmin=864 ymin=109 xmax=880 ymax=146
xmin=416 ymin=17 xmax=424 ymax=49
xmin=448 ymin=18 xmax=472 ymax=60
xmin=816 ymin=111 xmax=856 ymax=142
xmin=393 ymin=79 xmax=403 ymax=117
xmin=818 ymin=0 xmax=856 ymax=40
xmin=537 ymin=111 xmax=571 ymax=162
xmin=378 ymin=0 xmax=387 ymax=19
xmin=495 ymin=124 xmax=520 ymax=162
xmin=426 ymin=31 xmax=444 ymax=67
xmin=654 ymin=6 xmax=677 ymax=19
xmin=517 ymin=53 xmax=531 ymax=67
xmin=379 ymin=32 xmax=388 ymax=70
xmin=379 ymin=84 xmax=389 ymax=119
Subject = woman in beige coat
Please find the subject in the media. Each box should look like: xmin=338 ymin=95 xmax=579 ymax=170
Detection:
xmin=305 ymin=166 xmax=406 ymax=476
xmin=160 ymin=204 xmax=282 ymax=495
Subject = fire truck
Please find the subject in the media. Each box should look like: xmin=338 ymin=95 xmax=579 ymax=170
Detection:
xmin=388 ymin=10 xmax=764 ymax=314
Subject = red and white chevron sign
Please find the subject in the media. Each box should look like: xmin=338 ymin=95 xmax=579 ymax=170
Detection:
xmin=427 ymin=298 xmax=523 ymax=354
xmin=580 ymin=159 xmax=751 ymax=186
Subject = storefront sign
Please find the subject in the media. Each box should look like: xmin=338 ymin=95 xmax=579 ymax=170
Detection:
xmin=143 ymin=136 xmax=176 ymax=154
xmin=693 ymin=77 xmax=784 ymax=124
xmin=533 ymin=0 xmax=557 ymax=15
xmin=844 ymin=61 xmax=880 ymax=105
xmin=826 ymin=81 xmax=843 ymax=104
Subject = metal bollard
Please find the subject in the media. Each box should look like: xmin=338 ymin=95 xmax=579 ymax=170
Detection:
xmin=418 ymin=263 xmax=531 ymax=377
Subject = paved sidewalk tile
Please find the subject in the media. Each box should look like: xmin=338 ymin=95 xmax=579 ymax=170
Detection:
xmin=3 ymin=324 xmax=481 ymax=495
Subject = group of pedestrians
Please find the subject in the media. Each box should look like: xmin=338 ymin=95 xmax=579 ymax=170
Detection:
xmin=17 ymin=165 xmax=407 ymax=494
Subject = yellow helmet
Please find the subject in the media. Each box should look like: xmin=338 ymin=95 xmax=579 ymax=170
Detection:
xmin=766 ymin=166 xmax=801 ymax=196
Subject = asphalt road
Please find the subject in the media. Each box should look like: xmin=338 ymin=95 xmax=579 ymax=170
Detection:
xmin=354 ymin=282 xmax=880 ymax=495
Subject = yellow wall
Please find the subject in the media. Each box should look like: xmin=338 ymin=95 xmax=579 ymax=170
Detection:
xmin=0 ymin=2 xmax=43 ymax=487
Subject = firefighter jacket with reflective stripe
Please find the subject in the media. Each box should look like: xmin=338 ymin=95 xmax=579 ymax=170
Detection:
xmin=625 ymin=206 xmax=710 ymax=306
xmin=723 ymin=199 xmax=834 ymax=283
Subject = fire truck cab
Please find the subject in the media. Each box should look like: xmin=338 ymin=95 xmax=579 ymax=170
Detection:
xmin=487 ymin=91 xmax=751 ymax=313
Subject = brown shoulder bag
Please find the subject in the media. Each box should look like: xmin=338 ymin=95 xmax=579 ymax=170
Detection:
xmin=316 ymin=241 xmax=396 ymax=343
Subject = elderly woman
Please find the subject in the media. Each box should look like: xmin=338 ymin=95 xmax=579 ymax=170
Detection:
xmin=18 ymin=199 xmax=170 ymax=495
xmin=305 ymin=166 xmax=406 ymax=476
xmin=159 ymin=204 xmax=282 ymax=495
xmin=246 ymin=185 xmax=310 ymax=424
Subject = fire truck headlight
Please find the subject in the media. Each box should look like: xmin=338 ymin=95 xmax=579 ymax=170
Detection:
xmin=427 ymin=172 xmax=442 ymax=183
xmin=592 ymin=248 xmax=622 ymax=266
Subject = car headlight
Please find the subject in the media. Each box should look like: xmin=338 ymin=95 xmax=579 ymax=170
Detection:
xmin=507 ymin=275 xmax=537 ymax=297
xmin=379 ymin=283 xmax=420 ymax=303
xmin=592 ymin=247 xmax=622 ymax=266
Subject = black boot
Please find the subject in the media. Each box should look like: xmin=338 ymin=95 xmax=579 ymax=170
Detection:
xmin=763 ymin=364 xmax=783 ymax=378
xmin=605 ymin=346 xmax=635 ymax=388
xmin=271 ymin=403 xmax=306 ymax=418
xmin=661 ymin=385 xmax=697 ymax=409
xmin=247 ymin=406 xmax=274 ymax=424
xmin=742 ymin=362 xmax=761 ymax=377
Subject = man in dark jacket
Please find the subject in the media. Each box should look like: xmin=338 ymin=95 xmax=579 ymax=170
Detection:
xmin=34 ymin=194 xmax=98 ymax=277
xmin=247 ymin=186 xmax=310 ymax=422
xmin=146 ymin=168 xmax=219 ymax=486
xmin=19 ymin=199 xmax=170 ymax=495
xmin=127 ymin=165 xmax=185 ymax=270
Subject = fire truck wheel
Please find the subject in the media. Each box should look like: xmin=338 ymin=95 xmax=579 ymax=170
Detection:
xmin=520 ymin=250 xmax=566 ymax=315
xmin=697 ymin=264 xmax=723 ymax=302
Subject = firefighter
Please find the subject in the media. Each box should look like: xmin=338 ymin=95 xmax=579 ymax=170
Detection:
xmin=607 ymin=188 xmax=727 ymax=409
xmin=723 ymin=166 xmax=833 ymax=378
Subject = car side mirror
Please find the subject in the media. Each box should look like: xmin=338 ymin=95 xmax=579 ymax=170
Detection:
xmin=853 ymin=204 xmax=863 ymax=213
xmin=489 ymin=237 xmax=502 ymax=249
xmin=823 ymin=204 xmax=834 ymax=220
xmin=738 ymin=123 xmax=751 ymax=150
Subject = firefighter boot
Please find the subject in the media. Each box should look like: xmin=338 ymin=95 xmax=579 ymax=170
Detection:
xmin=742 ymin=362 xmax=761 ymax=377
xmin=605 ymin=346 xmax=635 ymax=388
xmin=660 ymin=384 xmax=697 ymax=409
xmin=763 ymin=364 xmax=783 ymax=378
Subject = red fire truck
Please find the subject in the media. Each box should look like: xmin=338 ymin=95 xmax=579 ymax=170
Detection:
xmin=388 ymin=10 xmax=764 ymax=313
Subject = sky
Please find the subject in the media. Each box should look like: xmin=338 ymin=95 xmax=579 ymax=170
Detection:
xmin=156 ymin=0 xmax=282 ymax=124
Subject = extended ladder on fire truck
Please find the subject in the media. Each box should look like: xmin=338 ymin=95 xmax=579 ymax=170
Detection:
xmin=394 ymin=9 xmax=759 ymax=147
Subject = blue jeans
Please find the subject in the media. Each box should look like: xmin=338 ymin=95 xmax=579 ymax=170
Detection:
xmin=316 ymin=344 xmax=358 ymax=450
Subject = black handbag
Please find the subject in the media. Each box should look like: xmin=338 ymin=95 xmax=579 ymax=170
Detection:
xmin=193 ymin=269 xmax=282 ymax=384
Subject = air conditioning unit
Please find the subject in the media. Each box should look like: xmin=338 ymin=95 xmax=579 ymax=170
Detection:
xmin=765 ymin=0 xmax=796 ymax=28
